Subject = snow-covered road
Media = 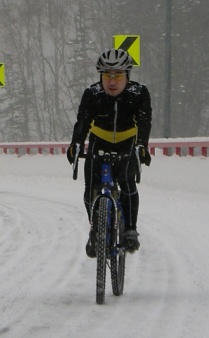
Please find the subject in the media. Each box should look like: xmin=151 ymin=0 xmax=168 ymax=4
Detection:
xmin=0 ymin=154 xmax=208 ymax=338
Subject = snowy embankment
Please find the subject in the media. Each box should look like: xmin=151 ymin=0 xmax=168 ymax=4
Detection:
xmin=0 ymin=154 xmax=209 ymax=338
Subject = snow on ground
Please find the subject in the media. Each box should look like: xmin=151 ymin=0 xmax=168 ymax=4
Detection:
xmin=0 ymin=153 xmax=209 ymax=338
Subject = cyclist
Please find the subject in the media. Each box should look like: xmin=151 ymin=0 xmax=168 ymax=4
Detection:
xmin=67 ymin=48 xmax=152 ymax=257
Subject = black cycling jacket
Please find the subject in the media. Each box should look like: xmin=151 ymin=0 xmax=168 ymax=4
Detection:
xmin=71 ymin=80 xmax=152 ymax=147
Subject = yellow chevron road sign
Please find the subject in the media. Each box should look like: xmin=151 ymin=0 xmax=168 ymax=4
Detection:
xmin=0 ymin=63 xmax=5 ymax=86
xmin=113 ymin=35 xmax=140 ymax=66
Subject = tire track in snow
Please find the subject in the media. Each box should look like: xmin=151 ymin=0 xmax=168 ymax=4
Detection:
xmin=0 ymin=188 xmax=88 ymax=337
xmin=123 ymin=189 xmax=209 ymax=338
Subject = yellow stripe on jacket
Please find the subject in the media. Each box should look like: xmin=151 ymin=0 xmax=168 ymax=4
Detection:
xmin=90 ymin=121 xmax=137 ymax=143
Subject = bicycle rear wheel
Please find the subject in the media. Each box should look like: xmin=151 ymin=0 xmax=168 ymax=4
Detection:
xmin=110 ymin=209 xmax=126 ymax=296
xmin=96 ymin=197 xmax=110 ymax=304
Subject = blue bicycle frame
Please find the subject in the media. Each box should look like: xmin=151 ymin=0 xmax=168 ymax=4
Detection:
xmin=90 ymin=152 xmax=125 ymax=255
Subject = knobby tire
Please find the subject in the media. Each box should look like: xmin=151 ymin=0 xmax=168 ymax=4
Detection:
xmin=96 ymin=197 xmax=109 ymax=304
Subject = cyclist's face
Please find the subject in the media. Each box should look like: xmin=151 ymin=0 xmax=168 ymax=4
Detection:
xmin=102 ymin=71 xmax=127 ymax=96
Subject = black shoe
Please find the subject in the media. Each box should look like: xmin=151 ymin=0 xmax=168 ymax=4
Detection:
xmin=124 ymin=230 xmax=140 ymax=253
xmin=86 ymin=237 xmax=96 ymax=258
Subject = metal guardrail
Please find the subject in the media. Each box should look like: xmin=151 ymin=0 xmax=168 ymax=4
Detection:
xmin=0 ymin=140 xmax=208 ymax=156
xmin=149 ymin=140 xmax=209 ymax=156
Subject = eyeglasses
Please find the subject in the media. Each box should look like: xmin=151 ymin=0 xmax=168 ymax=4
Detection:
xmin=102 ymin=72 xmax=127 ymax=81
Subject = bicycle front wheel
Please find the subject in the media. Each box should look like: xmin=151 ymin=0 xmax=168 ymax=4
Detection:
xmin=96 ymin=197 xmax=110 ymax=304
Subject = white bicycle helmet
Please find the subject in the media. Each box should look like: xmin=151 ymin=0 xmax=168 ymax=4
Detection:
xmin=96 ymin=48 xmax=133 ymax=73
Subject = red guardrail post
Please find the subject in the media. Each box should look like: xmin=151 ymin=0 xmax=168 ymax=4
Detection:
xmin=188 ymin=147 xmax=194 ymax=156
xmin=176 ymin=147 xmax=181 ymax=156
xmin=150 ymin=147 xmax=155 ymax=155
xmin=163 ymin=147 xmax=168 ymax=156
xmin=202 ymin=147 xmax=207 ymax=157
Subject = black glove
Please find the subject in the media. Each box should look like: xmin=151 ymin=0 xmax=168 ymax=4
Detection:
xmin=67 ymin=143 xmax=83 ymax=164
xmin=137 ymin=145 xmax=151 ymax=166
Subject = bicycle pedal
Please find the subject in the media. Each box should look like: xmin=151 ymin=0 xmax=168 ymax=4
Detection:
xmin=125 ymin=239 xmax=140 ymax=252
xmin=86 ymin=238 xmax=96 ymax=258
xmin=126 ymin=244 xmax=136 ymax=254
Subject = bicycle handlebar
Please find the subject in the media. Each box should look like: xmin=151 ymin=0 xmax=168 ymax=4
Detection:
xmin=72 ymin=148 xmax=141 ymax=182
xmin=72 ymin=143 xmax=81 ymax=180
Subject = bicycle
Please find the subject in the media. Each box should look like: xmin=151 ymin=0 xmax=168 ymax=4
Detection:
xmin=73 ymin=144 xmax=141 ymax=304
